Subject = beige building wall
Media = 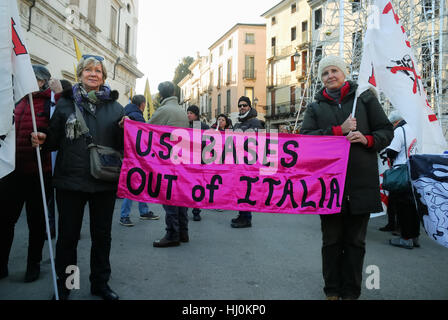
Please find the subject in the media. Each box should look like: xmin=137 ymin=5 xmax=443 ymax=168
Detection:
xmin=208 ymin=24 xmax=266 ymax=124
xmin=18 ymin=0 xmax=143 ymax=107
xmin=263 ymin=0 xmax=311 ymax=131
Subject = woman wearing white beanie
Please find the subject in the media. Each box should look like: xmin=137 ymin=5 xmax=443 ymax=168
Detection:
xmin=301 ymin=55 xmax=394 ymax=300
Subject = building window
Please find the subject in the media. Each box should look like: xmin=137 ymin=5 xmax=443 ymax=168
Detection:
xmin=245 ymin=33 xmax=255 ymax=44
xmin=226 ymin=90 xmax=231 ymax=114
xmin=291 ymin=3 xmax=297 ymax=13
xmin=219 ymin=45 xmax=223 ymax=56
xmin=421 ymin=40 xmax=439 ymax=85
xmin=291 ymin=27 xmax=297 ymax=41
xmin=210 ymin=53 xmax=213 ymax=63
xmin=125 ymin=24 xmax=131 ymax=54
xmin=228 ymin=38 xmax=232 ymax=49
xmin=217 ymin=94 xmax=221 ymax=114
xmin=208 ymin=97 xmax=212 ymax=115
xmin=110 ymin=6 xmax=118 ymax=43
xmin=209 ymin=71 xmax=214 ymax=87
xmin=88 ymin=0 xmax=96 ymax=24
xmin=271 ymin=16 xmax=276 ymax=25
xmin=127 ymin=3 xmax=131 ymax=13
xmin=290 ymin=86 xmax=296 ymax=107
xmin=227 ymin=59 xmax=232 ymax=84
xmin=302 ymin=21 xmax=308 ymax=43
xmin=291 ymin=56 xmax=296 ymax=72
xmin=352 ymin=0 xmax=361 ymax=13
xmin=245 ymin=87 xmax=254 ymax=103
xmin=271 ymin=37 xmax=276 ymax=56
xmin=314 ymin=8 xmax=322 ymax=30
xmin=302 ymin=50 xmax=308 ymax=76
xmin=352 ymin=30 xmax=362 ymax=51
xmin=244 ymin=56 xmax=255 ymax=79
xmin=422 ymin=0 xmax=440 ymax=19
xmin=218 ymin=66 xmax=222 ymax=88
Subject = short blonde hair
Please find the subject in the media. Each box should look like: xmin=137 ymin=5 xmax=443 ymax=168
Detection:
xmin=76 ymin=56 xmax=107 ymax=82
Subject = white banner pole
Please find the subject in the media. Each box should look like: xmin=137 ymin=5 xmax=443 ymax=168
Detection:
xmin=28 ymin=93 xmax=59 ymax=300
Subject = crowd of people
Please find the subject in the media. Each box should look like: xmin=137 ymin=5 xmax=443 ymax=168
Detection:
xmin=0 ymin=54 xmax=423 ymax=300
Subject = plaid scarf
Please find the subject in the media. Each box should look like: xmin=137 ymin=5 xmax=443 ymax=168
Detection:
xmin=65 ymin=83 xmax=111 ymax=140
xmin=72 ymin=83 xmax=111 ymax=114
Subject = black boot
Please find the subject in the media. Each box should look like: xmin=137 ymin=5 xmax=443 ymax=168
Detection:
xmin=24 ymin=263 xmax=40 ymax=283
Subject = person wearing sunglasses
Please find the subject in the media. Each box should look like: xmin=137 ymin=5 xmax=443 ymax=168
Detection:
xmin=230 ymin=96 xmax=264 ymax=228
xmin=31 ymin=54 xmax=126 ymax=300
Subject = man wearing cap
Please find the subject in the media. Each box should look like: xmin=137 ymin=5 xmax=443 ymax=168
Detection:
xmin=230 ymin=96 xmax=264 ymax=228
xmin=119 ymin=95 xmax=160 ymax=227
xmin=149 ymin=81 xmax=190 ymax=247
xmin=187 ymin=105 xmax=210 ymax=221
xmin=301 ymin=56 xmax=393 ymax=300
xmin=386 ymin=110 xmax=420 ymax=249
xmin=0 ymin=65 xmax=63 ymax=282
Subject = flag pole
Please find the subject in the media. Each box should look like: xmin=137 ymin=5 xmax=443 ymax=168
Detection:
xmin=28 ymin=93 xmax=59 ymax=300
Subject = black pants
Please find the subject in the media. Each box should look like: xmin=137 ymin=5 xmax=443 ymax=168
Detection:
xmin=320 ymin=204 xmax=370 ymax=299
xmin=55 ymin=189 xmax=116 ymax=288
xmin=389 ymin=190 xmax=420 ymax=239
xmin=0 ymin=171 xmax=50 ymax=269
xmin=163 ymin=205 xmax=188 ymax=240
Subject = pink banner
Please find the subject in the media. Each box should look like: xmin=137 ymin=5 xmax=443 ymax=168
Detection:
xmin=117 ymin=120 xmax=350 ymax=215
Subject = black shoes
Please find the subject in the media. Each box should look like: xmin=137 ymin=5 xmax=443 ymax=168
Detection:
xmin=180 ymin=232 xmax=189 ymax=243
xmin=24 ymin=263 xmax=40 ymax=283
xmin=193 ymin=214 xmax=201 ymax=221
xmin=140 ymin=211 xmax=160 ymax=220
xmin=91 ymin=284 xmax=119 ymax=300
xmin=153 ymin=236 xmax=180 ymax=248
xmin=379 ymin=224 xmax=396 ymax=232
xmin=0 ymin=266 xmax=8 ymax=280
xmin=231 ymin=217 xmax=252 ymax=228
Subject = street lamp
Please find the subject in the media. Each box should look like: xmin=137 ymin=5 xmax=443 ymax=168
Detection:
xmin=293 ymin=49 xmax=301 ymax=65
xmin=254 ymin=97 xmax=259 ymax=107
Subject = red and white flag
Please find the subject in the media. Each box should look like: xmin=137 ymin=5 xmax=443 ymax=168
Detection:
xmin=356 ymin=0 xmax=447 ymax=154
xmin=0 ymin=0 xmax=38 ymax=179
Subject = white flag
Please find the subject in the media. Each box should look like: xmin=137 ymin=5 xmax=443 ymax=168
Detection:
xmin=357 ymin=0 xmax=447 ymax=154
xmin=0 ymin=0 xmax=39 ymax=179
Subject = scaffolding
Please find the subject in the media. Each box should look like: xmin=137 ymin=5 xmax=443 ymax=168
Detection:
xmin=292 ymin=0 xmax=447 ymax=138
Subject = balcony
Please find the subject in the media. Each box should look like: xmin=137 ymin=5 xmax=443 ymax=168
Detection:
xmin=243 ymin=69 xmax=257 ymax=80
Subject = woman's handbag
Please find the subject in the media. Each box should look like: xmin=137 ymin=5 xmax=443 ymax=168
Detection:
xmin=87 ymin=143 xmax=123 ymax=182
xmin=382 ymin=163 xmax=411 ymax=192
xmin=382 ymin=126 xmax=411 ymax=192
xmin=74 ymin=104 xmax=123 ymax=182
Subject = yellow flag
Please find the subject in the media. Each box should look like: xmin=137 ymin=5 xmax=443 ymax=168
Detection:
xmin=143 ymin=79 xmax=154 ymax=121
xmin=73 ymin=63 xmax=78 ymax=82
xmin=130 ymin=87 xmax=133 ymax=100
xmin=73 ymin=37 xmax=82 ymax=61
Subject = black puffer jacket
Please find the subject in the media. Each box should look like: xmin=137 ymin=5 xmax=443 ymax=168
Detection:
xmin=301 ymin=81 xmax=394 ymax=215
xmin=233 ymin=107 xmax=263 ymax=131
xmin=44 ymin=88 xmax=124 ymax=192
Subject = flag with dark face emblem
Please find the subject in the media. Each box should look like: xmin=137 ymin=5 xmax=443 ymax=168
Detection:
xmin=410 ymin=154 xmax=448 ymax=249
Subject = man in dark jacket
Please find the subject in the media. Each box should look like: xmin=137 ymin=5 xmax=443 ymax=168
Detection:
xmin=150 ymin=81 xmax=190 ymax=248
xmin=119 ymin=95 xmax=159 ymax=226
xmin=231 ymin=96 xmax=263 ymax=228
xmin=0 ymin=65 xmax=59 ymax=282
xmin=187 ymin=105 xmax=209 ymax=221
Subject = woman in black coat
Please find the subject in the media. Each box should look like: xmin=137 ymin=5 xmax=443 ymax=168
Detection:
xmin=301 ymin=56 xmax=393 ymax=300
xmin=32 ymin=55 xmax=126 ymax=300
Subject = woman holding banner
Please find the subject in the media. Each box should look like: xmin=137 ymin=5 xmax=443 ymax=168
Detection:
xmin=31 ymin=55 xmax=126 ymax=300
xmin=301 ymin=56 xmax=393 ymax=300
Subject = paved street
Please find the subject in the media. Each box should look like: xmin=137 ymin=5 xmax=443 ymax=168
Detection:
xmin=0 ymin=199 xmax=447 ymax=300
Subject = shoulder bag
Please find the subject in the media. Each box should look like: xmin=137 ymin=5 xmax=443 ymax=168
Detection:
xmin=74 ymin=104 xmax=123 ymax=182
xmin=382 ymin=126 xmax=411 ymax=193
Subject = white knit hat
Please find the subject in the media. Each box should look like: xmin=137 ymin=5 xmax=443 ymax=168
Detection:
xmin=317 ymin=55 xmax=348 ymax=81
xmin=388 ymin=110 xmax=403 ymax=123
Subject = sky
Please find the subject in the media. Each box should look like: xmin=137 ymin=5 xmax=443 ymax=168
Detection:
xmin=135 ymin=0 xmax=280 ymax=95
